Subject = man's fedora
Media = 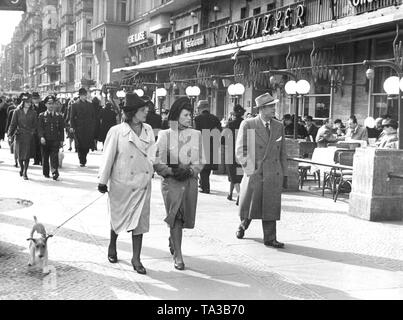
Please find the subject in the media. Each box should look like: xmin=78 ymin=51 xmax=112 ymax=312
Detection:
xmin=197 ymin=100 xmax=209 ymax=111
xmin=255 ymin=93 xmax=279 ymax=108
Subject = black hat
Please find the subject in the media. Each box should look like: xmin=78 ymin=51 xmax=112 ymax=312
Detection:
xmin=32 ymin=92 xmax=40 ymax=99
xmin=233 ymin=104 xmax=246 ymax=116
xmin=168 ymin=97 xmax=192 ymax=121
xmin=78 ymin=88 xmax=87 ymax=96
xmin=122 ymin=93 xmax=146 ymax=113
xmin=19 ymin=92 xmax=31 ymax=101
xmin=44 ymin=95 xmax=56 ymax=104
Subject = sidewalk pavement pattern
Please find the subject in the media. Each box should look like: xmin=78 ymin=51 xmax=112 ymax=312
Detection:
xmin=0 ymin=141 xmax=402 ymax=300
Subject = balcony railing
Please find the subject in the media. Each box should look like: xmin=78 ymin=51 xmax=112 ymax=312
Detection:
xmin=139 ymin=0 xmax=401 ymax=64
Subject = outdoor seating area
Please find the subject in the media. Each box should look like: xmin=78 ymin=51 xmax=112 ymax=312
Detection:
xmin=295 ymin=141 xmax=359 ymax=202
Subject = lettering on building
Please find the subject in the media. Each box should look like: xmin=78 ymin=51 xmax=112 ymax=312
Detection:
xmin=225 ymin=5 xmax=306 ymax=43
xmin=174 ymin=42 xmax=182 ymax=52
xmin=157 ymin=44 xmax=173 ymax=56
xmin=128 ymin=31 xmax=147 ymax=45
xmin=350 ymin=0 xmax=380 ymax=7
xmin=184 ymin=36 xmax=205 ymax=49
xmin=65 ymin=44 xmax=77 ymax=57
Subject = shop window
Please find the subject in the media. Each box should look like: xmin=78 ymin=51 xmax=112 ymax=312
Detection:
xmin=253 ymin=7 xmax=261 ymax=15
xmin=241 ymin=7 xmax=248 ymax=19
xmin=372 ymin=67 xmax=399 ymax=120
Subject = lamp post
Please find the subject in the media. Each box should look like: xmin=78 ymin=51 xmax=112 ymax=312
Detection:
xmin=116 ymin=90 xmax=126 ymax=111
xmin=228 ymin=83 xmax=246 ymax=105
xmin=186 ymin=86 xmax=201 ymax=125
xmin=156 ymin=88 xmax=168 ymax=114
xmin=364 ymin=60 xmax=403 ymax=149
xmin=134 ymin=89 xmax=145 ymax=98
xmin=284 ymin=79 xmax=311 ymax=139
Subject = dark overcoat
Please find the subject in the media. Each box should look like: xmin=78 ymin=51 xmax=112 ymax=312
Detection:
xmin=8 ymin=107 xmax=38 ymax=160
xmin=70 ymin=100 xmax=96 ymax=149
xmin=236 ymin=117 xmax=288 ymax=221
xmin=99 ymin=107 xmax=117 ymax=143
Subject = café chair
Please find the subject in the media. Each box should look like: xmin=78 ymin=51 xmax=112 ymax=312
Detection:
xmin=333 ymin=152 xmax=355 ymax=202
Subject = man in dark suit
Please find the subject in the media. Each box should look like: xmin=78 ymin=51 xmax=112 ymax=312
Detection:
xmin=304 ymin=115 xmax=319 ymax=142
xmin=31 ymin=92 xmax=47 ymax=165
xmin=38 ymin=95 xmax=65 ymax=180
xmin=70 ymin=88 xmax=96 ymax=167
xmin=144 ymin=97 xmax=162 ymax=140
xmin=194 ymin=100 xmax=222 ymax=194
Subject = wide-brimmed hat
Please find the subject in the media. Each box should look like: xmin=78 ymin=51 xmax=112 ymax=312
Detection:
xmin=233 ymin=104 xmax=246 ymax=116
xmin=382 ymin=119 xmax=398 ymax=129
xmin=168 ymin=97 xmax=192 ymax=121
xmin=121 ymin=93 xmax=146 ymax=113
xmin=255 ymin=93 xmax=279 ymax=108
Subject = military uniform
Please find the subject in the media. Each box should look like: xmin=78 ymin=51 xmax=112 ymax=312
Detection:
xmin=38 ymin=111 xmax=65 ymax=178
xmin=32 ymin=101 xmax=47 ymax=165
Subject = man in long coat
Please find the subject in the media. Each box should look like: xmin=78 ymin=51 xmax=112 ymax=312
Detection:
xmin=235 ymin=93 xmax=288 ymax=248
xmin=31 ymin=92 xmax=47 ymax=165
xmin=70 ymin=88 xmax=96 ymax=167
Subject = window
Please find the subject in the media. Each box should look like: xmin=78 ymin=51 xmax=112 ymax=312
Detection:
xmin=86 ymin=19 xmax=92 ymax=39
xmin=68 ymin=31 xmax=74 ymax=46
xmin=372 ymin=67 xmax=398 ymax=120
xmin=253 ymin=7 xmax=261 ymax=15
xmin=193 ymin=25 xmax=198 ymax=34
xmin=267 ymin=3 xmax=276 ymax=12
xmin=175 ymin=27 xmax=191 ymax=38
xmin=119 ymin=0 xmax=127 ymax=22
xmin=68 ymin=62 xmax=75 ymax=83
xmin=241 ymin=7 xmax=248 ymax=19
xmin=86 ymin=57 xmax=92 ymax=79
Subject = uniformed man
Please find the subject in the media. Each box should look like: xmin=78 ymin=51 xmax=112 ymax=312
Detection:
xmin=38 ymin=95 xmax=65 ymax=180
xmin=70 ymin=88 xmax=96 ymax=167
xmin=31 ymin=92 xmax=47 ymax=165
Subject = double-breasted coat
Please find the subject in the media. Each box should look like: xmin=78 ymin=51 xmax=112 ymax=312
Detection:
xmin=154 ymin=128 xmax=205 ymax=229
xmin=98 ymin=122 xmax=156 ymax=235
xmin=70 ymin=100 xmax=96 ymax=150
xmin=8 ymin=107 xmax=38 ymax=160
xmin=236 ymin=116 xmax=288 ymax=221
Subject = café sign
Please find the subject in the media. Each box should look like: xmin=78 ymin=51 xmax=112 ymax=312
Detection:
xmin=225 ymin=5 xmax=306 ymax=43
xmin=184 ymin=36 xmax=205 ymax=49
xmin=128 ymin=31 xmax=147 ymax=45
xmin=157 ymin=44 xmax=173 ymax=56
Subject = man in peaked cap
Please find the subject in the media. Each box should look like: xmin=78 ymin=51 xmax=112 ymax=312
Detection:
xmin=235 ymin=93 xmax=289 ymax=249
xmin=70 ymin=88 xmax=96 ymax=167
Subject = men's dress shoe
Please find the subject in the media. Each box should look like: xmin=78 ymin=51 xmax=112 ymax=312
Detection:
xmin=236 ymin=228 xmax=245 ymax=239
xmin=53 ymin=172 xmax=59 ymax=181
xmin=227 ymin=195 xmax=233 ymax=201
xmin=174 ymin=262 xmax=185 ymax=271
xmin=132 ymin=262 xmax=147 ymax=275
xmin=264 ymin=240 xmax=285 ymax=249
xmin=80 ymin=164 xmax=86 ymax=167
xmin=23 ymin=176 xmax=29 ymax=181
xmin=19 ymin=171 xmax=23 ymax=177
xmin=44 ymin=175 xmax=50 ymax=179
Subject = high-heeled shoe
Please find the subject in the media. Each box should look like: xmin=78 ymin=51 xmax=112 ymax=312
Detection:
xmin=174 ymin=261 xmax=185 ymax=271
xmin=131 ymin=259 xmax=147 ymax=275
xmin=168 ymin=237 xmax=174 ymax=256
xmin=108 ymin=247 xmax=118 ymax=263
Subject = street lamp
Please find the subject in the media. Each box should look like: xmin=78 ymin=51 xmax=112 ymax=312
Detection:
xmin=134 ymin=89 xmax=145 ymax=97
xmin=116 ymin=90 xmax=126 ymax=110
xmin=186 ymin=86 xmax=201 ymax=123
xmin=228 ymin=83 xmax=245 ymax=104
xmin=285 ymin=79 xmax=311 ymax=139
xmin=156 ymin=87 xmax=168 ymax=114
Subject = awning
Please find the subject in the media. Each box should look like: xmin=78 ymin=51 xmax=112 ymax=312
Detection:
xmin=113 ymin=46 xmax=239 ymax=73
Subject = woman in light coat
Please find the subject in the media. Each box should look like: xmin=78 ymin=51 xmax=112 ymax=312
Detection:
xmin=98 ymin=93 xmax=156 ymax=275
xmin=154 ymin=97 xmax=205 ymax=271
xmin=8 ymin=93 xmax=38 ymax=180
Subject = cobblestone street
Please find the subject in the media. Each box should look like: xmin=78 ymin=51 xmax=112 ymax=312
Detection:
xmin=1 ymin=142 xmax=403 ymax=300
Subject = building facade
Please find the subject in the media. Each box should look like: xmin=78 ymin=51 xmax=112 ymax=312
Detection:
xmin=60 ymin=0 xmax=94 ymax=94
xmin=112 ymin=0 xmax=403 ymax=124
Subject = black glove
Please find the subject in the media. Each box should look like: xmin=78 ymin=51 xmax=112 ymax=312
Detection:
xmin=283 ymin=176 xmax=288 ymax=190
xmin=172 ymin=167 xmax=193 ymax=182
xmin=98 ymin=184 xmax=108 ymax=194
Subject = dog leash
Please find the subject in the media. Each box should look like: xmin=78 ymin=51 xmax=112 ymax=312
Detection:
xmin=49 ymin=193 xmax=106 ymax=237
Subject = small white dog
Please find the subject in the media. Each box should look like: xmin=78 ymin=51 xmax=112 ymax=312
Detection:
xmin=27 ymin=216 xmax=53 ymax=274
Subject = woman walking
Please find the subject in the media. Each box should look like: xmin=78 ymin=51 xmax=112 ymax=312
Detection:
xmin=98 ymin=93 xmax=155 ymax=275
xmin=154 ymin=97 xmax=205 ymax=271
xmin=225 ymin=105 xmax=245 ymax=205
xmin=8 ymin=93 xmax=38 ymax=180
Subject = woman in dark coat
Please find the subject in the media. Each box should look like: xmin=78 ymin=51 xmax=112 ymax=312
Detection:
xmin=8 ymin=93 xmax=38 ymax=180
xmin=224 ymin=105 xmax=245 ymax=205
xmin=154 ymin=97 xmax=205 ymax=271
xmin=98 ymin=102 xmax=117 ymax=145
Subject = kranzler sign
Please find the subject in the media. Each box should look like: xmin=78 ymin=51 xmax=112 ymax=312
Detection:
xmin=225 ymin=4 xmax=306 ymax=43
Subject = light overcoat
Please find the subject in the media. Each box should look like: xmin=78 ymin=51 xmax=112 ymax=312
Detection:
xmin=98 ymin=122 xmax=156 ymax=234
xmin=236 ymin=116 xmax=288 ymax=221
